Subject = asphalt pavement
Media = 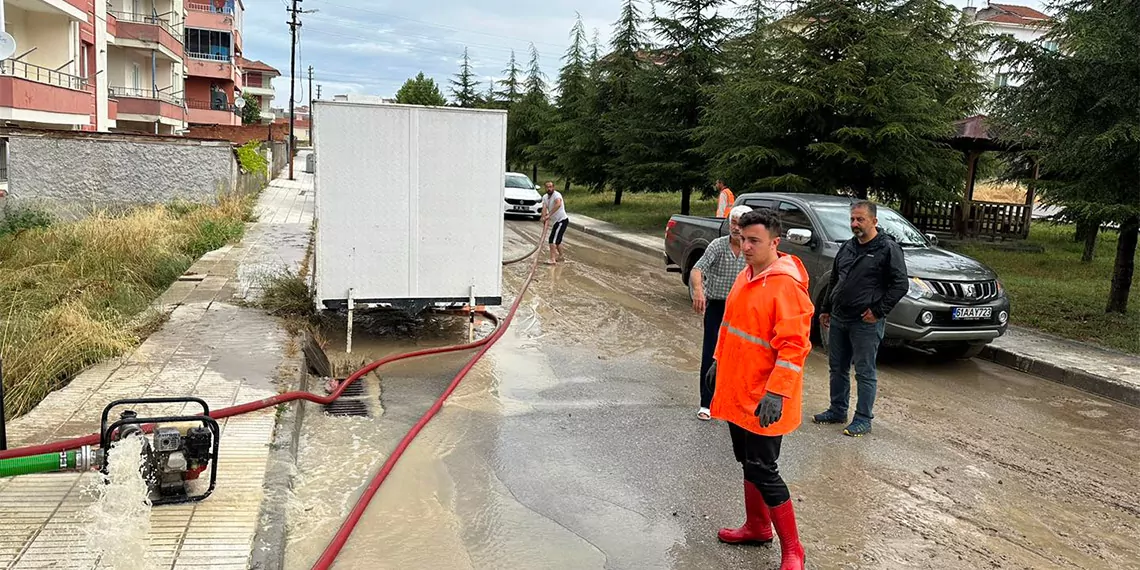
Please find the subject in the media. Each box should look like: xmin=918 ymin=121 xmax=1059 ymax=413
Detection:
xmin=282 ymin=219 xmax=1140 ymax=570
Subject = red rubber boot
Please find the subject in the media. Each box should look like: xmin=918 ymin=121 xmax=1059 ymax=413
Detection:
xmin=717 ymin=481 xmax=774 ymax=545
xmin=769 ymin=500 xmax=805 ymax=570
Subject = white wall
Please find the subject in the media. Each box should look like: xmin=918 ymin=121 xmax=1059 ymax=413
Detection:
xmin=8 ymin=8 xmax=73 ymax=73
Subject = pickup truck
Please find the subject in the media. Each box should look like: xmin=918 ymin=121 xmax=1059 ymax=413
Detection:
xmin=664 ymin=192 xmax=1011 ymax=359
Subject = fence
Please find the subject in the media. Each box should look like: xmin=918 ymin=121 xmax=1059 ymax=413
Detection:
xmin=903 ymin=199 xmax=1031 ymax=240
xmin=0 ymin=60 xmax=87 ymax=91
xmin=107 ymin=10 xmax=183 ymax=37
xmin=109 ymin=86 xmax=184 ymax=106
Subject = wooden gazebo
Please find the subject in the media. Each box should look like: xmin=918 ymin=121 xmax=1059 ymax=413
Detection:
xmin=902 ymin=115 xmax=1037 ymax=240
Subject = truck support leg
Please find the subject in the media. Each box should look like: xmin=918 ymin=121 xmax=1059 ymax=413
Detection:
xmin=346 ymin=288 xmax=355 ymax=355
xmin=468 ymin=286 xmax=476 ymax=342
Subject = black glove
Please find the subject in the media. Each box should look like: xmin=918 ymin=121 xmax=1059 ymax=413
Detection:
xmin=755 ymin=393 xmax=784 ymax=427
xmin=703 ymin=361 xmax=717 ymax=395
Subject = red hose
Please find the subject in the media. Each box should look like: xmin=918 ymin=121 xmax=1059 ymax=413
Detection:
xmin=0 ymin=220 xmax=549 ymax=569
xmin=0 ymin=221 xmax=549 ymax=463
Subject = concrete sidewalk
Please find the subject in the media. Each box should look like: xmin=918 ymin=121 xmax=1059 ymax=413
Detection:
xmin=0 ymin=156 xmax=314 ymax=569
xmin=566 ymin=212 xmax=1140 ymax=406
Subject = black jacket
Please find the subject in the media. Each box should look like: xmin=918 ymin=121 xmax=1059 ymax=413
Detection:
xmin=820 ymin=231 xmax=909 ymax=320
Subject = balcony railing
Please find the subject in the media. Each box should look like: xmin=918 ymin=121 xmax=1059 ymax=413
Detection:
xmin=109 ymin=85 xmax=184 ymax=106
xmin=0 ymin=59 xmax=87 ymax=91
xmin=186 ymin=52 xmax=231 ymax=63
xmin=187 ymin=1 xmax=234 ymax=15
xmin=186 ymin=97 xmax=239 ymax=113
xmin=108 ymin=11 xmax=183 ymax=39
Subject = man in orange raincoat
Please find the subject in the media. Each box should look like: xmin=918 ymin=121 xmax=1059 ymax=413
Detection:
xmin=705 ymin=208 xmax=813 ymax=570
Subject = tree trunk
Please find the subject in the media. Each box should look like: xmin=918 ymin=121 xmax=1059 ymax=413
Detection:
xmin=681 ymin=187 xmax=692 ymax=216
xmin=1106 ymin=215 xmax=1140 ymax=314
xmin=564 ymin=179 xmax=570 ymax=194
xmin=614 ymin=187 xmax=624 ymax=206
xmin=1075 ymin=216 xmax=1096 ymax=243
xmin=532 ymin=164 xmax=538 ymax=185
xmin=1081 ymin=224 xmax=1098 ymax=263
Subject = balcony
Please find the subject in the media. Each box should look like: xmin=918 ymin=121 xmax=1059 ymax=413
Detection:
xmin=109 ymin=11 xmax=184 ymax=60
xmin=185 ymin=53 xmax=235 ymax=81
xmin=109 ymin=86 xmax=186 ymax=125
xmin=241 ymin=83 xmax=273 ymax=97
xmin=185 ymin=1 xmax=242 ymax=51
xmin=0 ymin=60 xmax=92 ymax=127
xmin=185 ymin=97 xmax=240 ymax=126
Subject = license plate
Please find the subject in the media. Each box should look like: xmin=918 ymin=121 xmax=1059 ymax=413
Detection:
xmin=952 ymin=307 xmax=992 ymax=320
xmin=512 ymin=207 xmax=530 ymax=212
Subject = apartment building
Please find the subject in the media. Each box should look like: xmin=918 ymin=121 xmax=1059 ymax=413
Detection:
xmin=0 ymin=0 xmax=266 ymax=134
xmin=107 ymin=0 xmax=188 ymax=134
xmin=966 ymin=2 xmax=1053 ymax=88
xmin=239 ymin=56 xmax=278 ymax=122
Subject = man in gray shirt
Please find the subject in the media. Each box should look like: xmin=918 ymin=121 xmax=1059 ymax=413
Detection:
xmin=691 ymin=204 xmax=751 ymax=420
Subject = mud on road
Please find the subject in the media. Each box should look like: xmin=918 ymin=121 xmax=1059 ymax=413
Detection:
xmin=282 ymin=220 xmax=1140 ymax=570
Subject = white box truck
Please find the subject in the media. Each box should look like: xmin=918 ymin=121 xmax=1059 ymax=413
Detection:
xmin=310 ymin=101 xmax=508 ymax=314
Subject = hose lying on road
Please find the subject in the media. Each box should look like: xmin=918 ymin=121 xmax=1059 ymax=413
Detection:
xmin=0 ymin=220 xmax=550 ymax=569
xmin=0 ymin=221 xmax=548 ymax=464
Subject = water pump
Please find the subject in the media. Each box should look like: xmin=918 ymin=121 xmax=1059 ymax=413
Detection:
xmin=98 ymin=397 xmax=221 ymax=505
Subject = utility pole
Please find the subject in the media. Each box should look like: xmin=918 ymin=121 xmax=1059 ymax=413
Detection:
xmin=287 ymin=0 xmax=302 ymax=180
xmin=307 ymin=66 xmax=314 ymax=141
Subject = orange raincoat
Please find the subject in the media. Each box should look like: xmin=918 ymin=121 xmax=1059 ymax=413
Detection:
xmin=710 ymin=252 xmax=814 ymax=436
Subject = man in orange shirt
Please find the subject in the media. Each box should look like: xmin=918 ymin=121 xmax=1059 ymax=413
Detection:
xmin=705 ymin=208 xmax=812 ymax=570
xmin=715 ymin=179 xmax=735 ymax=218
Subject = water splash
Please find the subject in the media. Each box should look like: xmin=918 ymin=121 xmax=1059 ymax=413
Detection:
xmin=83 ymin=435 xmax=153 ymax=569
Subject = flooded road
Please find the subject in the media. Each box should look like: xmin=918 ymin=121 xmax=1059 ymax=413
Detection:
xmin=283 ymin=219 xmax=1140 ymax=570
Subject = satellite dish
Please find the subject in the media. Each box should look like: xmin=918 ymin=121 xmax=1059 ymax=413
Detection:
xmin=234 ymin=96 xmax=246 ymax=110
xmin=0 ymin=33 xmax=17 ymax=61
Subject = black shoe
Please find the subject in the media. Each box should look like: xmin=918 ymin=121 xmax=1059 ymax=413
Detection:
xmin=812 ymin=409 xmax=846 ymax=424
xmin=843 ymin=420 xmax=872 ymax=437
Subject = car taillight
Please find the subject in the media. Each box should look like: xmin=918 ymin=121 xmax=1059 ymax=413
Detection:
xmin=665 ymin=219 xmax=677 ymax=237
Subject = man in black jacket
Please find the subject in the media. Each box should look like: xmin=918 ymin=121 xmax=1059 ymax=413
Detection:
xmin=813 ymin=201 xmax=908 ymax=437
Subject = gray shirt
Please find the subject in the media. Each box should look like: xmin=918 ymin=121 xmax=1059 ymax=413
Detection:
xmin=693 ymin=236 xmax=747 ymax=300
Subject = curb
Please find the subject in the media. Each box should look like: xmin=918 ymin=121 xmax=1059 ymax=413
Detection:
xmin=249 ymin=335 xmax=311 ymax=570
xmin=978 ymin=344 xmax=1140 ymax=407
xmin=568 ymin=214 xmax=1140 ymax=407
xmin=567 ymin=218 xmax=663 ymax=260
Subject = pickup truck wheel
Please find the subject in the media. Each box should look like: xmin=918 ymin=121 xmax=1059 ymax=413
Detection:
xmin=933 ymin=341 xmax=988 ymax=360
xmin=811 ymin=290 xmax=830 ymax=351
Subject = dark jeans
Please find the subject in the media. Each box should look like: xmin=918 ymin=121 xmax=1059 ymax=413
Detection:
xmin=699 ymin=299 xmax=726 ymax=408
xmin=828 ymin=315 xmax=887 ymax=423
xmin=728 ymin=423 xmax=790 ymax=507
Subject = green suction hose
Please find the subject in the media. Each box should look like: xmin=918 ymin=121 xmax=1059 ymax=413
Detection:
xmin=0 ymin=447 xmax=98 ymax=478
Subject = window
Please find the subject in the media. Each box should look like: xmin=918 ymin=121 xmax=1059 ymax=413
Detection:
xmin=184 ymin=28 xmax=232 ymax=59
xmin=778 ymin=202 xmax=813 ymax=237
xmin=80 ymin=44 xmax=89 ymax=78
xmin=743 ymin=199 xmax=775 ymax=211
xmin=505 ymin=174 xmax=535 ymax=189
xmin=994 ymin=73 xmax=1010 ymax=87
xmin=1043 ymin=40 xmax=1059 ymax=52
xmin=131 ymin=63 xmax=141 ymax=90
xmin=812 ymin=203 xmax=929 ymax=246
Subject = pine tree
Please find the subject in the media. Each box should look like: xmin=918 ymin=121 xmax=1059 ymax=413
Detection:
xmin=542 ymin=15 xmax=602 ymax=189
xmin=700 ymin=0 xmax=986 ymax=205
xmin=506 ymin=45 xmax=552 ymax=174
xmin=991 ymin=0 xmax=1140 ymax=313
xmin=497 ymin=51 xmax=523 ymax=105
xmin=601 ymin=0 xmax=650 ymax=205
xmin=449 ymin=48 xmax=479 ymax=107
xmin=647 ymin=0 xmax=735 ymax=213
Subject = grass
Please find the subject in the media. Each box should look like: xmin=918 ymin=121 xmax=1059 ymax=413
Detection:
xmin=952 ymin=223 xmax=1140 ymax=355
xmin=534 ymin=172 xmax=718 ymax=234
xmin=0 ymin=194 xmax=254 ymax=418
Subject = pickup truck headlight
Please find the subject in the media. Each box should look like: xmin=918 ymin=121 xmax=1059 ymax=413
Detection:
xmin=906 ymin=277 xmax=934 ymax=299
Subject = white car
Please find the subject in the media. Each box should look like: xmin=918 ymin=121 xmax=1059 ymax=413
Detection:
xmin=503 ymin=172 xmax=543 ymax=219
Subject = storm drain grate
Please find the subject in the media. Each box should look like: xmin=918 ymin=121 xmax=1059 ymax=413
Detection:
xmin=337 ymin=380 xmax=365 ymax=397
xmin=323 ymin=400 xmax=369 ymax=417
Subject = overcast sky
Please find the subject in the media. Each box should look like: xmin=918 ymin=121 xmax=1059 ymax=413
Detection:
xmin=241 ymin=0 xmax=1049 ymax=109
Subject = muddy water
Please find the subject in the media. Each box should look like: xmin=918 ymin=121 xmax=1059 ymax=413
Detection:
xmin=283 ymin=220 xmax=1140 ymax=570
